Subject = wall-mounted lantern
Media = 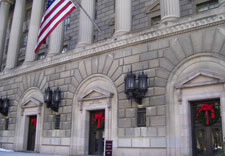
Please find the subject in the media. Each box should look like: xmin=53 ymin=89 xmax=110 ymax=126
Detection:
xmin=44 ymin=87 xmax=61 ymax=112
xmin=0 ymin=97 xmax=10 ymax=116
xmin=124 ymin=69 xmax=148 ymax=104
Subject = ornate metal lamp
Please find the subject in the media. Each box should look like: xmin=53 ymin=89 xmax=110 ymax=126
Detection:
xmin=44 ymin=87 xmax=61 ymax=112
xmin=124 ymin=69 xmax=148 ymax=104
xmin=44 ymin=87 xmax=52 ymax=108
xmin=124 ymin=69 xmax=136 ymax=99
xmin=52 ymin=88 xmax=61 ymax=112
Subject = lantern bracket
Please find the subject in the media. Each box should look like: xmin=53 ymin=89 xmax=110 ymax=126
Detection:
xmin=124 ymin=69 xmax=148 ymax=104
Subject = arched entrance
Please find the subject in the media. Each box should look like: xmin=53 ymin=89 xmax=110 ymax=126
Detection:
xmin=166 ymin=54 xmax=225 ymax=156
xmin=70 ymin=75 xmax=118 ymax=156
xmin=14 ymin=88 xmax=44 ymax=152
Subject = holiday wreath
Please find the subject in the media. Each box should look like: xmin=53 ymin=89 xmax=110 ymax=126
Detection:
xmin=196 ymin=104 xmax=220 ymax=126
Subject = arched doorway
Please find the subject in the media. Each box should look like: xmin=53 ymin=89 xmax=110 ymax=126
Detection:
xmin=166 ymin=55 xmax=225 ymax=156
xmin=14 ymin=88 xmax=44 ymax=152
xmin=70 ymin=75 xmax=118 ymax=156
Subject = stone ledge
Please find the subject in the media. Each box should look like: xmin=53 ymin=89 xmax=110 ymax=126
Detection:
xmin=0 ymin=8 xmax=225 ymax=80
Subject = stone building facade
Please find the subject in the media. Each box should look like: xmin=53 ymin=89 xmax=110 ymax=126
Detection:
xmin=0 ymin=0 xmax=225 ymax=156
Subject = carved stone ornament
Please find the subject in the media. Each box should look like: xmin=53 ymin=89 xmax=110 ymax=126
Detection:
xmin=21 ymin=97 xmax=43 ymax=116
xmin=78 ymin=87 xmax=114 ymax=111
xmin=175 ymin=71 xmax=225 ymax=102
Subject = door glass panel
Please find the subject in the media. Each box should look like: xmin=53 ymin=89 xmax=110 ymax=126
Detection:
xmin=27 ymin=115 xmax=37 ymax=151
xmin=196 ymin=128 xmax=207 ymax=155
xmin=89 ymin=110 xmax=105 ymax=155
xmin=212 ymin=127 xmax=223 ymax=155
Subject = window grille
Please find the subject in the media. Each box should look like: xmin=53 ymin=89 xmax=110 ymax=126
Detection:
xmin=137 ymin=108 xmax=146 ymax=127
xmin=5 ymin=118 xmax=9 ymax=130
xmin=55 ymin=115 xmax=60 ymax=129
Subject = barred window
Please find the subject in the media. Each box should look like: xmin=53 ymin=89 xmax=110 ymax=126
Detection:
xmin=5 ymin=118 xmax=9 ymax=130
xmin=55 ymin=115 xmax=60 ymax=129
xmin=137 ymin=108 xmax=146 ymax=127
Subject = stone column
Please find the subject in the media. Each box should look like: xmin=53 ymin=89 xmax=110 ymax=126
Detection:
xmin=47 ymin=22 xmax=64 ymax=57
xmin=5 ymin=0 xmax=26 ymax=70
xmin=219 ymin=0 xmax=225 ymax=6
xmin=0 ymin=0 xmax=12 ymax=65
xmin=24 ymin=0 xmax=45 ymax=63
xmin=114 ymin=0 xmax=131 ymax=36
xmin=76 ymin=0 xmax=95 ymax=48
xmin=160 ymin=0 xmax=180 ymax=23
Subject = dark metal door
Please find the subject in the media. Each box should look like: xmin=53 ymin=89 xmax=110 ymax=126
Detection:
xmin=27 ymin=115 xmax=37 ymax=151
xmin=191 ymin=99 xmax=223 ymax=156
xmin=89 ymin=110 xmax=105 ymax=155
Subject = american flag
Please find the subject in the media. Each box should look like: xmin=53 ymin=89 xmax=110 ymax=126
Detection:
xmin=35 ymin=0 xmax=76 ymax=53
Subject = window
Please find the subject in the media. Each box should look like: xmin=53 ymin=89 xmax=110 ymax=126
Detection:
xmin=62 ymin=45 xmax=68 ymax=53
xmin=38 ymin=53 xmax=46 ymax=60
xmin=137 ymin=108 xmax=146 ymax=127
xmin=55 ymin=115 xmax=60 ymax=129
xmin=26 ymin=8 xmax=32 ymax=24
xmin=22 ymin=33 xmax=28 ymax=47
xmin=196 ymin=0 xmax=219 ymax=13
xmin=146 ymin=1 xmax=161 ymax=26
xmin=151 ymin=15 xmax=161 ymax=26
xmin=64 ymin=17 xmax=71 ymax=32
xmin=5 ymin=118 xmax=9 ymax=130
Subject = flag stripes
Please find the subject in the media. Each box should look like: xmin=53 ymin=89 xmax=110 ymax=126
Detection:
xmin=35 ymin=0 xmax=76 ymax=53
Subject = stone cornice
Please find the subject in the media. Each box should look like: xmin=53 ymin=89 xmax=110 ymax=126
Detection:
xmin=0 ymin=7 xmax=225 ymax=80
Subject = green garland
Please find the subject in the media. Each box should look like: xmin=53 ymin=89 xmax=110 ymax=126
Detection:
xmin=196 ymin=107 xmax=220 ymax=126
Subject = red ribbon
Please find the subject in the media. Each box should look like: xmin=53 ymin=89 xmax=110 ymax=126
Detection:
xmin=93 ymin=113 xmax=105 ymax=129
xmin=196 ymin=104 xmax=216 ymax=125
xmin=31 ymin=119 xmax=37 ymax=129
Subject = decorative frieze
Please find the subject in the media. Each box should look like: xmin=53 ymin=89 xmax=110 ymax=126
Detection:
xmin=0 ymin=12 xmax=225 ymax=79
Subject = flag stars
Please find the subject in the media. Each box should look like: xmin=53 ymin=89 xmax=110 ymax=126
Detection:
xmin=47 ymin=0 xmax=56 ymax=9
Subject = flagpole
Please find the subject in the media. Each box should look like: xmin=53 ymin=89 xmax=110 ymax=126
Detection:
xmin=73 ymin=0 xmax=102 ymax=32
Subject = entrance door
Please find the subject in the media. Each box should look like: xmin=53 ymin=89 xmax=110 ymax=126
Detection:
xmin=89 ymin=110 xmax=105 ymax=155
xmin=191 ymin=99 xmax=223 ymax=156
xmin=27 ymin=115 xmax=37 ymax=151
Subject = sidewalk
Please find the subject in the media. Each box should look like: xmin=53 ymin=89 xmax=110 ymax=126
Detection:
xmin=0 ymin=151 xmax=65 ymax=156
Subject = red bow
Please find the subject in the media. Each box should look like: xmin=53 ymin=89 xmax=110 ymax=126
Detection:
xmin=196 ymin=104 xmax=216 ymax=125
xmin=31 ymin=119 xmax=37 ymax=129
xmin=93 ymin=113 xmax=105 ymax=129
